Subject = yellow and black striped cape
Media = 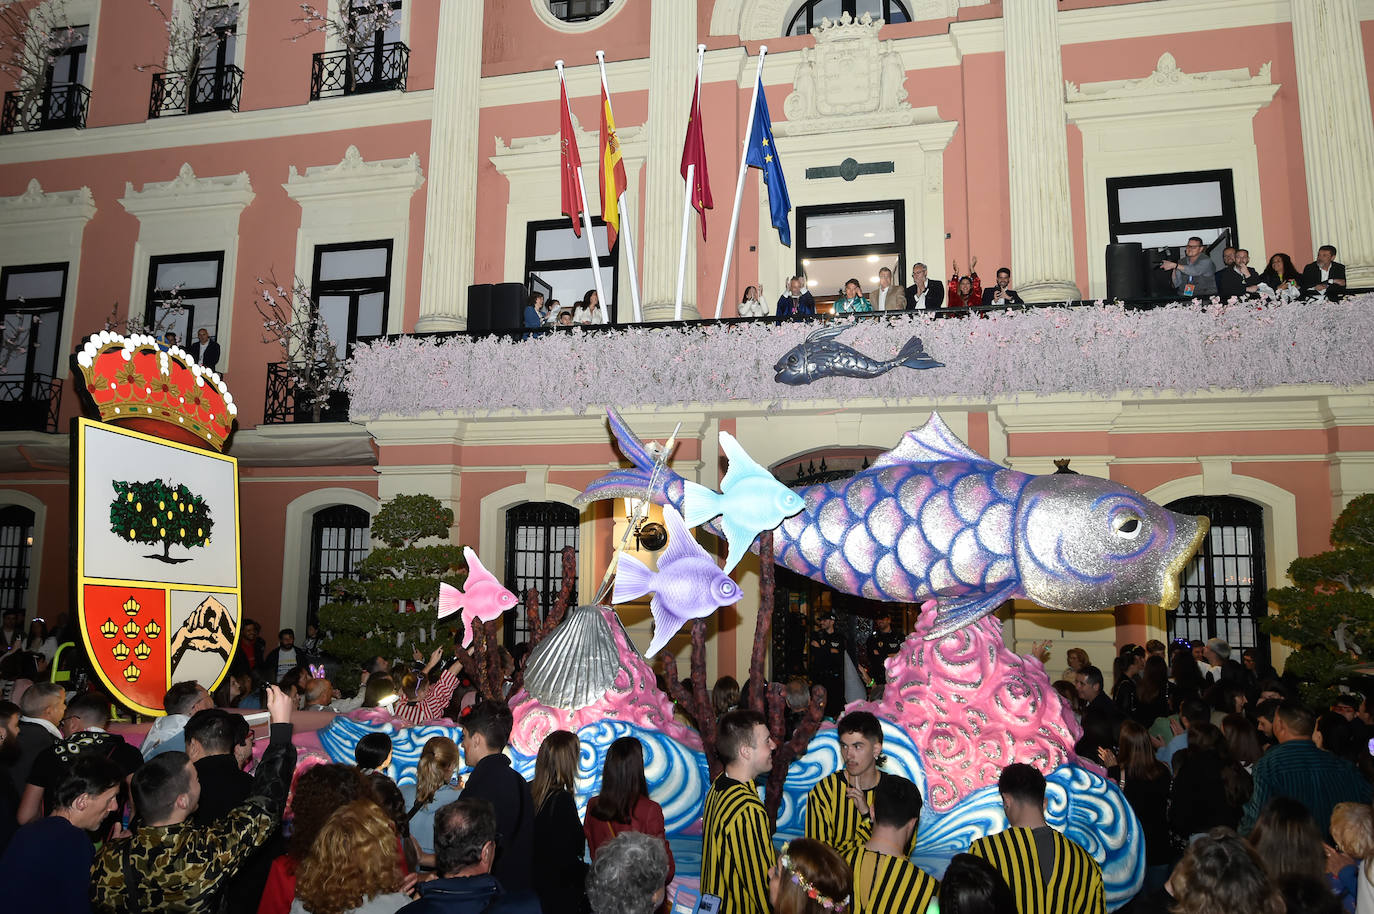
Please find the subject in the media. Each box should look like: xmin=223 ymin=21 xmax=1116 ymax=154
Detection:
xmin=702 ymin=775 xmax=776 ymax=914
xmin=805 ymin=771 xmax=877 ymax=852
xmin=844 ymin=844 xmax=938 ymax=914
xmin=968 ymin=826 xmax=1106 ymax=914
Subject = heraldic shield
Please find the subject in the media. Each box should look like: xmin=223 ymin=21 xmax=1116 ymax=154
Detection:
xmin=76 ymin=419 xmax=242 ymax=716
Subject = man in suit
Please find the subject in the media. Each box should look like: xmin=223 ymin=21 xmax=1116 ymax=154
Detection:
xmin=980 ymin=267 xmax=1025 ymax=307
xmin=905 ymin=262 xmax=943 ymax=310
xmin=871 ymin=267 xmax=906 ymax=312
xmin=776 ymin=275 xmax=816 ymax=319
xmin=188 ymin=328 xmax=220 ymax=370
xmin=1217 ymin=248 xmax=1262 ymax=299
xmin=1301 ymin=245 xmax=1347 ymax=298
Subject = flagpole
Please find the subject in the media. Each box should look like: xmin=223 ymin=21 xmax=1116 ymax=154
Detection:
xmin=596 ymin=51 xmax=642 ymax=324
xmin=714 ymin=47 xmax=767 ymax=320
xmin=675 ymin=44 xmax=706 ymax=323
xmin=556 ymin=60 xmax=609 ymax=324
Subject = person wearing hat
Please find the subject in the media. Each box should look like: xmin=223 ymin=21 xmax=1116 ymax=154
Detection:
xmin=1203 ymin=638 xmax=1245 ymax=686
xmin=809 ymin=613 xmax=850 ymax=719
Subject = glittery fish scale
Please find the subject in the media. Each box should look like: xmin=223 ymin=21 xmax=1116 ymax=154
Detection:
xmin=846 ymin=476 xmax=880 ymax=515
xmin=842 ymin=524 xmax=879 ymax=576
xmin=818 ymin=497 xmax=851 ymax=545
xmin=866 ymin=497 xmax=904 ymax=548
xmin=919 ymin=492 xmax=961 ymax=554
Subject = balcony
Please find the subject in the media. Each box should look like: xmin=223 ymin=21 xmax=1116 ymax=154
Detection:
xmin=264 ymin=362 xmax=350 ymax=425
xmin=1 ymin=83 xmax=91 ymax=135
xmin=0 ymin=373 xmax=63 ymax=432
xmin=310 ymin=42 xmax=409 ymax=100
xmin=149 ymin=66 xmax=244 ymax=118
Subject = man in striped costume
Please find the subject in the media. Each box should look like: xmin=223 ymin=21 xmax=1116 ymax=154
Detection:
xmin=968 ymin=764 xmax=1105 ymax=914
xmin=805 ymin=712 xmax=891 ymax=853
xmin=702 ymin=709 xmax=777 ymax=914
xmin=845 ymin=774 xmax=937 ymax=914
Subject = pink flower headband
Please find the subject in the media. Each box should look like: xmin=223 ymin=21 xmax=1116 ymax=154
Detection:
xmin=778 ymin=843 xmax=849 ymax=913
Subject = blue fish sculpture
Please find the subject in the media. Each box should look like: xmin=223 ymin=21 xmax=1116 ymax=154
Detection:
xmin=683 ymin=431 xmax=806 ymax=573
xmin=613 ymin=505 xmax=743 ymax=657
xmin=580 ymin=409 xmax=1208 ymax=638
xmin=774 ymin=324 xmax=943 ymax=385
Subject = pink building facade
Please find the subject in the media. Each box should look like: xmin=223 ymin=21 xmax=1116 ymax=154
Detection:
xmin=1 ymin=0 xmax=1372 ymax=681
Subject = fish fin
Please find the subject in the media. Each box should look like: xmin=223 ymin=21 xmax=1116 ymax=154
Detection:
xmin=682 ymin=481 xmax=722 ymax=527
xmin=719 ymin=514 xmax=760 ymax=575
xmin=718 ymin=432 xmax=768 ymax=493
xmin=575 ymin=408 xmax=684 ymax=507
xmin=461 ymin=547 xmax=493 ymax=588
xmin=461 ymin=610 xmax=476 ymax=649
xmin=437 ymin=582 xmax=464 ymax=620
xmin=645 ymin=596 xmax=687 ymax=658
xmin=923 ymin=582 xmax=1023 ymax=639
xmin=871 ymin=412 xmax=997 ymax=470
xmin=658 ymin=505 xmax=707 ymax=567
xmin=894 ymin=336 xmax=944 ymax=371
xmin=612 ymin=553 xmax=655 ymax=603
xmin=804 ymin=322 xmax=850 ymax=345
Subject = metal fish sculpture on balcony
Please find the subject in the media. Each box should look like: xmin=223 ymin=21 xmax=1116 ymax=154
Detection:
xmin=773 ymin=323 xmax=943 ymax=385
xmin=578 ymin=410 xmax=1208 ymax=638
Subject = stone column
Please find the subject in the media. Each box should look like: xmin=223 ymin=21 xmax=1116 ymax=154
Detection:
xmin=1002 ymin=0 xmax=1080 ymax=303
xmin=415 ymin=0 xmax=482 ymax=331
xmin=1290 ymin=0 xmax=1374 ymax=287
xmin=641 ymin=0 xmax=699 ymax=321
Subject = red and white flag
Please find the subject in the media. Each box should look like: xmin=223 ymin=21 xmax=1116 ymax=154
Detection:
xmin=680 ymin=79 xmax=713 ymax=239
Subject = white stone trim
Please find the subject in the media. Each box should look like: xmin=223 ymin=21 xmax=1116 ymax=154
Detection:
xmin=0 ymin=488 xmax=47 ymax=622
xmin=528 ymin=0 xmax=630 ymax=34
xmin=279 ymin=486 xmax=380 ymax=634
xmin=1065 ymin=53 xmax=1278 ymax=299
xmin=478 ymin=477 xmax=593 ymax=612
xmin=283 ymin=145 xmax=424 ymax=338
xmin=118 ymin=163 xmax=255 ymax=371
xmin=489 ymin=118 xmax=645 ymax=321
xmin=0 ymin=179 xmax=96 ymax=380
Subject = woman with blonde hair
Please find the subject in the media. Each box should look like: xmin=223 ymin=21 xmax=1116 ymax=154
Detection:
xmin=769 ymin=838 xmax=852 ymax=914
xmin=1327 ymin=802 xmax=1373 ymax=913
xmin=398 ymin=736 xmax=463 ymax=862
xmin=532 ymin=730 xmax=587 ymax=914
xmin=291 ymin=799 xmax=413 ymax=914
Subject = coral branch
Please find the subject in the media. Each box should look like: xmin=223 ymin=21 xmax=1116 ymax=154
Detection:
xmin=763 ymin=684 xmax=825 ymax=827
xmin=748 ymin=531 xmax=775 ymax=716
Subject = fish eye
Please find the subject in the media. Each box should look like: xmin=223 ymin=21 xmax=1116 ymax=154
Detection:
xmin=1111 ymin=511 xmax=1143 ymax=538
xmin=787 ymin=355 xmax=798 ymax=366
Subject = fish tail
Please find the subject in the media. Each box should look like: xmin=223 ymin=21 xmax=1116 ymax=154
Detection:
xmin=895 ymin=335 xmax=943 ymax=371
xmin=612 ymin=553 xmax=655 ymax=603
xmin=437 ymin=581 xmax=464 ymax=621
xmin=460 ymin=609 xmax=476 ymax=649
xmin=681 ymin=481 xmax=722 ymax=527
xmin=576 ymin=408 xmax=687 ymax=510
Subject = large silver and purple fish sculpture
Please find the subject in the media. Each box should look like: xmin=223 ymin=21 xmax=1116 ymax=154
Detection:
xmin=577 ymin=409 xmax=1208 ymax=638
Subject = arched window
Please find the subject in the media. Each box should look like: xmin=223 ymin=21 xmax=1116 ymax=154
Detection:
xmin=308 ymin=504 xmax=371 ymax=624
xmin=0 ymin=505 xmax=34 ymax=611
xmin=785 ymin=0 xmax=912 ymax=36
xmin=1167 ymin=496 xmax=1268 ymax=664
xmin=504 ymin=502 xmax=579 ymax=643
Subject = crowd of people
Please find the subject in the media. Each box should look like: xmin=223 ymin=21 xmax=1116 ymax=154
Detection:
xmin=5 ymin=607 xmax=1374 ymax=914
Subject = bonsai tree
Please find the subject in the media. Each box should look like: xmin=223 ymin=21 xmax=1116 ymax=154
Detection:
xmin=109 ymin=479 xmax=213 ymax=564
xmin=1263 ymin=493 xmax=1374 ymax=706
xmin=321 ymin=493 xmax=467 ymax=693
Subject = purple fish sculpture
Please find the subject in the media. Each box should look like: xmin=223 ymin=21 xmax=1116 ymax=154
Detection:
xmin=613 ymin=504 xmax=743 ymax=657
xmin=579 ymin=409 xmax=1208 ymax=638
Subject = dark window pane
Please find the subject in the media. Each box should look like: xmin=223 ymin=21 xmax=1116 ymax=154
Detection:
xmin=503 ymin=502 xmax=579 ymax=643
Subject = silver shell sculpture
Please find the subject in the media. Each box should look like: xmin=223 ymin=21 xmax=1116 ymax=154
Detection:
xmin=522 ymin=604 xmax=627 ymax=711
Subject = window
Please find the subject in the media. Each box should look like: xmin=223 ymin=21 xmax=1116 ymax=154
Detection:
xmin=524 ymin=219 xmax=619 ymax=323
xmin=0 ymin=505 xmax=35 ymax=612
xmin=349 ymin=0 xmax=403 ymax=85
xmin=786 ymin=0 xmax=911 ymax=35
xmin=143 ymin=253 xmax=224 ymax=347
xmin=1167 ymin=496 xmax=1269 ymax=665
xmin=311 ymin=241 xmax=393 ymax=358
xmin=308 ymin=505 xmax=371 ymax=624
xmin=795 ymin=201 xmax=905 ymax=311
xmin=503 ymin=502 xmax=579 ymax=643
xmin=0 ymin=263 xmax=67 ymax=431
xmin=39 ymin=23 xmax=90 ymax=129
xmin=547 ymin=0 xmax=613 ymax=23
xmin=1107 ymin=170 xmax=1237 ymax=251
xmin=189 ymin=4 xmax=241 ymax=112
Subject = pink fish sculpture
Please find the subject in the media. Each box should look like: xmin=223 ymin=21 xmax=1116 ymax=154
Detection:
xmin=613 ymin=505 xmax=743 ymax=657
xmin=440 ymin=547 xmax=519 ymax=648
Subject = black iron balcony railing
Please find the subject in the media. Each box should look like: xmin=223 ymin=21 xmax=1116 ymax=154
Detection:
xmin=1 ymin=83 xmax=91 ymax=135
xmin=149 ymin=65 xmax=244 ymax=118
xmin=264 ymin=362 xmax=350 ymax=425
xmin=0 ymin=373 xmax=63 ymax=432
xmin=310 ymin=42 xmax=409 ymax=100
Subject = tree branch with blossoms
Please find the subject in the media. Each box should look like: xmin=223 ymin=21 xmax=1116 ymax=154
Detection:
xmin=0 ymin=0 xmax=84 ymax=129
xmin=256 ymin=273 xmax=349 ymax=418
xmin=290 ymin=1 xmax=399 ymax=56
xmin=138 ymin=0 xmax=241 ymax=80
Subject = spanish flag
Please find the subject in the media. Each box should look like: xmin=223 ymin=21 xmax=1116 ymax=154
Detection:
xmin=599 ymin=86 xmax=628 ymax=248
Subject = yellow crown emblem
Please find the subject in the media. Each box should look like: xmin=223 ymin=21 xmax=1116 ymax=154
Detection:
xmin=122 ymin=663 xmax=141 ymax=682
xmin=112 ymin=642 xmax=129 ymax=661
xmin=123 ymin=597 xmax=140 ymax=617
xmin=144 ymin=620 xmax=161 ymax=639
xmin=123 ymin=620 xmax=140 ymax=639
xmin=133 ymin=641 xmax=151 ymax=661
xmin=100 ymin=618 xmax=117 ymax=639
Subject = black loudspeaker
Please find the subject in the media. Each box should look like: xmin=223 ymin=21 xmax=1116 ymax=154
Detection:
xmin=1144 ymin=246 xmax=1180 ymax=299
xmin=467 ymin=284 xmax=493 ymax=333
xmin=1105 ymin=242 xmax=1145 ymax=301
xmin=491 ymin=282 xmax=526 ymax=331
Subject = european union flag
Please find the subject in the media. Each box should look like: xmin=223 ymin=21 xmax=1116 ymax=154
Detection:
xmin=745 ymin=78 xmax=792 ymax=246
